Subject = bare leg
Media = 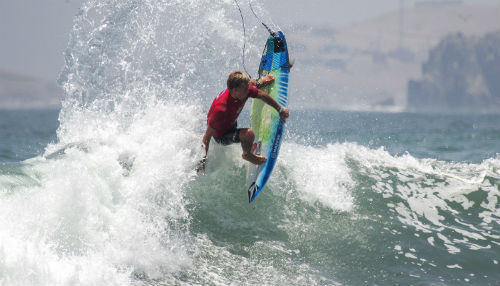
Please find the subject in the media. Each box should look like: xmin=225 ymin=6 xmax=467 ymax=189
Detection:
xmin=239 ymin=128 xmax=266 ymax=165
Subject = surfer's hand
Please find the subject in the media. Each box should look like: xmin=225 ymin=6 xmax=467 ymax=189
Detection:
xmin=195 ymin=156 xmax=206 ymax=173
xmin=279 ymin=107 xmax=289 ymax=122
xmin=258 ymin=74 xmax=275 ymax=88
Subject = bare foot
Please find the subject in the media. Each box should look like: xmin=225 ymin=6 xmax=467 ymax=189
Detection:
xmin=242 ymin=153 xmax=267 ymax=165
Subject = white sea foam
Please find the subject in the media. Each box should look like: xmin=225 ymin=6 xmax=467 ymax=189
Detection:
xmin=0 ymin=103 xmax=201 ymax=285
xmin=0 ymin=0 xmax=266 ymax=285
xmin=347 ymin=143 xmax=500 ymax=255
xmin=278 ymin=143 xmax=355 ymax=212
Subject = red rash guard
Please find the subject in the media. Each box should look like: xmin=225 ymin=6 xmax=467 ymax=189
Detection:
xmin=207 ymin=85 xmax=258 ymax=137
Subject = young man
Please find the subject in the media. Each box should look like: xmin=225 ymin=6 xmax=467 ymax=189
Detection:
xmin=198 ymin=71 xmax=289 ymax=171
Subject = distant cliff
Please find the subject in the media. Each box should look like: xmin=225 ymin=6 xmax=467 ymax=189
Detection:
xmin=0 ymin=71 xmax=63 ymax=109
xmin=287 ymin=3 xmax=500 ymax=111
xmin=408 ymin=31 xmax=500 ymax=113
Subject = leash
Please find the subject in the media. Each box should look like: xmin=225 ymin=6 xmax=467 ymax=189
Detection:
xmin=248 ymin=0 xmax=276 ymax=37
xmin=233 ymin=0 xmax=276 ymax=78
xmin=233 ymin=0 xmax=250 ymax=76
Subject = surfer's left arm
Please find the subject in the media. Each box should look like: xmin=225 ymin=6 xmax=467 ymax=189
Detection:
xmin=251 ymin=74 xmax=275 ymax=89
xmin=256 ymin=90 xmax=289 ymax=122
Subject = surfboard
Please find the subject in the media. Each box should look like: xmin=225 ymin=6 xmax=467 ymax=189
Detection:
xmin=246 ymin=31 xmax=290 ymax=203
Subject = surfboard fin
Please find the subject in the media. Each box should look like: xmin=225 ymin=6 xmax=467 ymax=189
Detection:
xmin=247 ymin=182 xmax=259 ymax=203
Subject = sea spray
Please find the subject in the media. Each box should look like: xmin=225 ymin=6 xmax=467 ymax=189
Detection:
xmin=2 ymin=0 xmax=266 ymax=284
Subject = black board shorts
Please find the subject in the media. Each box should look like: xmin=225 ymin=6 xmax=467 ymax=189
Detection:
xmin=213 ymin=123 xmax=242 ymax=146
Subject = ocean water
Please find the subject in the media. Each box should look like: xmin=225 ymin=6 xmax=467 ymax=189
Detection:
xmin=1 ymin=1 xmax=500 ymax=285
xmin=0 ymin=110 xmax=59 ymax=162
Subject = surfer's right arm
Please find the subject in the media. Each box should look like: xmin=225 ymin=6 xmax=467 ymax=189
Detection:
xmin=197 ymin=126 xmax=216 ymax=172
xmin=202 ymin=125 xmax=216 ymax=156
xmin=203 ymin=124 xmax=215 ymax=154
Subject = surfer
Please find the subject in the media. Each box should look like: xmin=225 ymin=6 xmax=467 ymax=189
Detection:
xmin=197 ymin=71 xmax=289 ymax=171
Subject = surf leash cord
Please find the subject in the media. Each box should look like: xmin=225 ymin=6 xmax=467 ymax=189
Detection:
xmin=233 ymin=0 xmax=250 ymax=76
xmin=233 ymin=0 xmax=277 ymax=78
xmin=248 ymin=0 xmax=276 ymax=36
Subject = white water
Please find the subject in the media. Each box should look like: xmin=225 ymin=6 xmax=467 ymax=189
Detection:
xmin=1 ymin=0 xmax=266 ymax=284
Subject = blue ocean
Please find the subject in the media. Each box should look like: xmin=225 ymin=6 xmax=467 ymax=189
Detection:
xmin=1 ymin=1 xmax=499 ymax=285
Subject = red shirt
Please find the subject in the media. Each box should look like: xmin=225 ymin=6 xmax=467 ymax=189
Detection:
xmin=207 ymin=85 xmax=259 ymax=137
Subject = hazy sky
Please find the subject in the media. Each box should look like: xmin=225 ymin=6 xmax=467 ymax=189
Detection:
xmin=0 ymin=0 xmax=498 ymax=81
xmin=0 ymin=0 xmax=82 ymax=81
xmin=265 ymin=0 xmax=498 ymax=26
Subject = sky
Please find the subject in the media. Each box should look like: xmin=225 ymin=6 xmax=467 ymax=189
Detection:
xmin=0 ymin=0 xmax=82 ymax=81
xmin=0 ymin=0 xmax=498 ymax=82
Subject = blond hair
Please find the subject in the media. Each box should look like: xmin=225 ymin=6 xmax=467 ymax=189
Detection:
xmin=227 ymin=71 xmax=250 ymax=90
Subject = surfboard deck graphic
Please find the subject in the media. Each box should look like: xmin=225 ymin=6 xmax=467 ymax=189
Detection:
xmin=246 ymin=31 xmax=290 ymax=203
